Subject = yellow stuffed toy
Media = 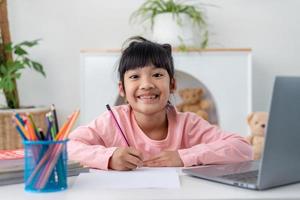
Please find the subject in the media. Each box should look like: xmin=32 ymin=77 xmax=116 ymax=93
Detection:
xmin=245 ymin=112 xmax=269 ymax=160
xmin=176 ymin=88 xmax=211 ymax=120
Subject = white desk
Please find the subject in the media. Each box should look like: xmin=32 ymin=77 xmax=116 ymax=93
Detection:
xmin=1 ymin=172 xmax=300 ymax=200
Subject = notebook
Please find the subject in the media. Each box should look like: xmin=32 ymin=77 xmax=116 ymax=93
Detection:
xmin=183 ymin=76 xmax=300 ymax=190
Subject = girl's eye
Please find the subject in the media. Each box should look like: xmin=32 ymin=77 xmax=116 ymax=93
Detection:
xmin=129 ymin=74 xmax=139 ymax=79
xmin=153 ymin=73 xmax=163 ymax=78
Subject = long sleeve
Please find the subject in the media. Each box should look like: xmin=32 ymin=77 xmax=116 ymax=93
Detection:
xmin=177 ymin=114 xmax=252 ymax=167
xmin=68 ymin=111 xmax=127 ymax=170
xmin=68 ymin=127 xmax=117 ymax=170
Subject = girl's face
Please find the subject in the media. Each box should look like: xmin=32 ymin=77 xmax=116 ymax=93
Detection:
xmin=119 ymin=65 xmax=175 ymax=116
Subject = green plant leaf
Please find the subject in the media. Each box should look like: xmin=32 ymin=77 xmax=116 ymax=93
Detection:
xmin=14 ymin=46 xmax=28 ymax=56
xmin=201 ymin=30 xmax=209 ymax=48
xmin=7 ymin=79 xmax=15 ymax=91
xmin=0 ymin=81 xmax=4 ymax=89
xmin=2 ymin=75 xmax=15 ymax=92
xmin=31 ymin=61 xmax=46 ymax=77
xmin=17 ymin=39 xmax=40 ymax=47
xmin=6 ymin=60 xmax=17 ymax=68
xmin=0 ymin=64 xmax=7 ymax=74
xmin=23 ymin=57 xmax=30 ymax=66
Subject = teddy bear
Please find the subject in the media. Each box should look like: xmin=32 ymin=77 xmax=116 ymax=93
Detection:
xmin=176 ymin=88 xmax=211 ymax=120
xmin=245 ymin=112 xmax=269 ymax=160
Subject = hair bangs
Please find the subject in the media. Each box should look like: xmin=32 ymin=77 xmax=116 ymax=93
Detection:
xmin=122 ymin=44 xmax=170 ymax=69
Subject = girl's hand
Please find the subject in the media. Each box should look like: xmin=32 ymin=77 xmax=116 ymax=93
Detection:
xmin=143 ymin=151 xmax=184 ymax=167
xmin=108 ymin=147 xmax=143 ymax=171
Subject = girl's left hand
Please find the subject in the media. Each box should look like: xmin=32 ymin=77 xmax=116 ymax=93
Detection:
xmin=143 ymin=151 xmax=184 ymax=167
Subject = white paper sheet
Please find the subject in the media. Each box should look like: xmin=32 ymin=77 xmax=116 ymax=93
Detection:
xmin=72 ymin=167 xmax=180 ymax=189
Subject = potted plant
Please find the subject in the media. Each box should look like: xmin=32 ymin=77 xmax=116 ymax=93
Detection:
xmin=130 ymin=0 xmax=209 ymax=49
xmin=0 ymin=0 xmax=51 ymax=150
xmin=0 ymin=40 xmax=51 ymax=150
xmin=0 ymin=40 xmax=45 ymax=109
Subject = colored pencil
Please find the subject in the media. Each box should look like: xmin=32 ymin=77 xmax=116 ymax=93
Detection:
xmin=12 ymin=115 xmax=29 ymax=139
xmin=106 ymin=104 xmax=129 ymax=146
xmin=28 ymin=114 xmax=43 ymax=140
xmin=51 ymin=104 xmax=59 ymax=133
xmin=15 ymin=125 xmax=27 ymax=140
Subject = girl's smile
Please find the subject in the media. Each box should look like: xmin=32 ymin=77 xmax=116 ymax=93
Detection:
xmin=137 ymin=92 xmax=160 ymax=104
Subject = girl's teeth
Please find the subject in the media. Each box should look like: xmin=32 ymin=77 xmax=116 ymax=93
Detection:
xmin=139 ymin=95 xmax=157 ymax=99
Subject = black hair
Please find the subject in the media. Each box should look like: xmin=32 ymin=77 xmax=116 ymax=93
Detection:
xmin=118 ymin=36 xmax=174 ymax=88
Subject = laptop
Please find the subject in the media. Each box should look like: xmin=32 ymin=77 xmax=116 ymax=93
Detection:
xmin=182 ymin=76 xmax=300 ymax=190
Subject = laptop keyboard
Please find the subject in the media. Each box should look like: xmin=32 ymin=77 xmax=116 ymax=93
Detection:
xmin=220 ymin=170 xmax=258 ymax=182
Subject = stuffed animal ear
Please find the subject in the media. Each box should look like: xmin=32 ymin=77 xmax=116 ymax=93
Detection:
xmin=247 ymin=112 xmax=254 ymax=124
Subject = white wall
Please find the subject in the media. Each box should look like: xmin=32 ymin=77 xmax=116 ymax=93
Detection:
xmin=3 ymin=0 xmax=300 ymax=126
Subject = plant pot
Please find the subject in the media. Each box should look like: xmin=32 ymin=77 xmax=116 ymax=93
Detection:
xmin=0 ymin=106 xmax=51 ymax=150
xmin=152 ymin=13 xmax=196 ymax=47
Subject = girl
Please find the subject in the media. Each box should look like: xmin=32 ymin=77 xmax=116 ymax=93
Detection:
xmin=68 ymin=36 xmax=252 ymax=171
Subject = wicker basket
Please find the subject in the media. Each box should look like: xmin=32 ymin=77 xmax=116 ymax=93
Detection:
xmin=0 ymin=106 xmax=51 ymax=150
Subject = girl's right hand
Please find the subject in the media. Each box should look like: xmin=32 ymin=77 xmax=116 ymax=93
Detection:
xmin=108 ymin=147 xmax=143 ymax=171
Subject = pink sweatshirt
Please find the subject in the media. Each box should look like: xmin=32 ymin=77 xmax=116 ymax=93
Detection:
xmin=68 ymin=105 xmax=252 ymax=170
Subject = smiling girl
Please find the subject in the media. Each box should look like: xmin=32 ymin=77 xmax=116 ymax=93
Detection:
xmin=68 ymin=36 xmax=252 ymax=170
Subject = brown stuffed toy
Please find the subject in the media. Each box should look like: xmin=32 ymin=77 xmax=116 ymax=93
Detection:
xmin=176 ymin=88 xmax=211 ymax=120
xmin=245 ymin=112 xmax=269 ymax=160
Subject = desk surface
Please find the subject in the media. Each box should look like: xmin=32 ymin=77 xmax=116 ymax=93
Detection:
xmin=1 ymin=173 xmax=300 ymax=200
